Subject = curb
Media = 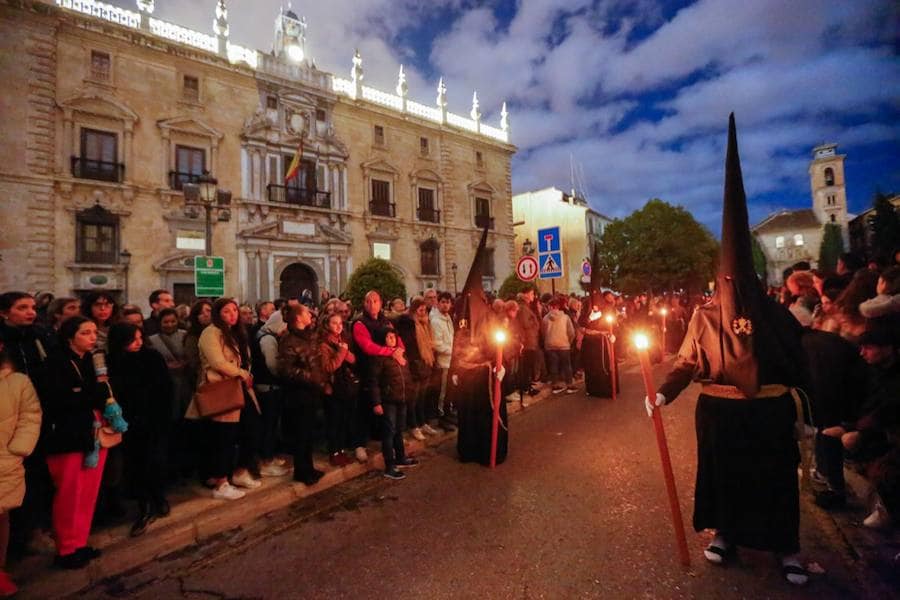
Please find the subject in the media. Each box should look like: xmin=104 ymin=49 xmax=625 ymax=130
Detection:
xmin=15 ymin=382 xmax=565 ymax=599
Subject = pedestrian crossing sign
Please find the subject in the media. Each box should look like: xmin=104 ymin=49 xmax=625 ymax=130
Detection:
xmin=540 ymin=251 xmax=563 ymax=279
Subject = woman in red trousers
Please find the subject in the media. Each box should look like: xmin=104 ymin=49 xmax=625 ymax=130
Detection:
xmin=40 ymin=316 xmax=110 ymax=569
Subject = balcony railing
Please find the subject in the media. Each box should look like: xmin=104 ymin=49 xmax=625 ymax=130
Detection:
xmin=169 ymin=170 xmax=204 ymax=191
xmin=71 ymin=157 xmax=124 ymax=183
xmin=475 ymin=214 xmax=495 ymax=230
xmin=369 ymin=201 xmax=396 ymax=217
xmin=417 ymin=206 xmax=441 ymax=223
xmin=267 ymin=184 xmax=331 ymax=208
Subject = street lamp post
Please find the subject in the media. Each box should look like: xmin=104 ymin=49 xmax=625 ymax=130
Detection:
xmin=183 ymin=170 xmax=231 ymax=258
xmin=119 ymin=248 xmax=132 ymax=303
xmin=451 ymin=262 xmax=458 ymax=294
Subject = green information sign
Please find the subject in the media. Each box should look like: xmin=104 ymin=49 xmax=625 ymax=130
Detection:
xmin=194 ymin=256 xmax=225 ymax=297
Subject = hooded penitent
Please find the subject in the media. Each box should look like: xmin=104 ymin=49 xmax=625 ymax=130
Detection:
xmin=709 ymin=113 xmax=805 ymax=397
xmin=588 ymin=243 xmax=604 ymax=310
xmin=448 ymin=226 xmax=491 ymax=377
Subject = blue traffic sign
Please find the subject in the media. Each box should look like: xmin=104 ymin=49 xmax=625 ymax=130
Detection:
xmin=540 ymin=251 xmax=563 ymax=279
xmin=537 ymin=226 xmax=561 ymax=253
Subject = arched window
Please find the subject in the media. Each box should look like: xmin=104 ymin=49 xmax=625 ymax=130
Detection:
xmin=824 ymin=167 xmax=834 ymax=186
xmin=420 ymin=238 xmax=440 ymax=276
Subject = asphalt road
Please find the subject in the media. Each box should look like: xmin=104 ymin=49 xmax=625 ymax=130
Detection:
xmin=81 ymin=359 xmax=888 ymax=599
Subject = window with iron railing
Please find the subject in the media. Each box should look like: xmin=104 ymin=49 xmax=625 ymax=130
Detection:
xmin=266 ymin=184 xmax=331 ymax=208
xmin=90 ymin=50 xmax=110 ymax=81
xmin=417 ymin=188 xmax=440 ymax=223
xmin=73 ymin=128 xmax=123 ymax=182
xmin=474 ymin=196 xmax=493 ymax=229
xmin=169 ymin=145 xmax=205 ymax=190
xmin=420 ymin=239 xmax=440 ymax=276
xmin=370 ymin=179 xmax=394 ymax=216
xmin=76 ymin=205 xmax=118 ymax=264
xmin=182 ymin=75 xmax=200 ymax=102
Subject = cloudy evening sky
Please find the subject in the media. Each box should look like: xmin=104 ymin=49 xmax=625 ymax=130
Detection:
xmin=105 ymin=0 xmax=899 ymax=232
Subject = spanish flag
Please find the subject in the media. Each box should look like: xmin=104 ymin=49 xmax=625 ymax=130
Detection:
xmin=284 ymin=142 xmax=303 ymax=183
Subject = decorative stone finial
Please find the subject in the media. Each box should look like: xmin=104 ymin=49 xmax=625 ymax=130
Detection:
xmin=437 ymin=77 xmax=447 ymax=124
xmin=396 ymin=65 xmax=408 ymax=112
xmin=351 ymin=49 xmax=364 ymax=100
xmin=470 ymin=91 xmax=481 ymax=129
xmin=136 ymin=0 xmax=153 ymax=29
xmin=214 ymin=1 xmax=229 ymax=55
xmin=500 ymin=101 xmax=509 ymax=133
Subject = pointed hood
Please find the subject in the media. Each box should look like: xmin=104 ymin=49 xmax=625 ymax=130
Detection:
xmin=713 ymin=113 xmax=804 ymax=397
xmin=588 ymin=243 xmax=604 ymax=308
xmin=447 ymin=226 xmax=491 ymax=380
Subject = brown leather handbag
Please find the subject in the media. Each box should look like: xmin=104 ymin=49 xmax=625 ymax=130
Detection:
xmin=194 ymin=377 xmax=246 ymax=418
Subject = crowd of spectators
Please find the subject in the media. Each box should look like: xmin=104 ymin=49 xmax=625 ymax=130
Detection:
xmin=0 ymin=249 xmax=896 ymax=593
xmin=774 ymin=253 xmax=900 ymax=530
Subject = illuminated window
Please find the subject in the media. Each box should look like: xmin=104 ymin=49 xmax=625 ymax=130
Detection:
xmin=775 ymin=236 xmax=785 ymax=249
xmin=373 ymin=242 xmax=391 ymax=260
xmin=794 ymin=234 xmax=804 ymax=246
xmin=176 ymin=230 xmax=205 ymax=251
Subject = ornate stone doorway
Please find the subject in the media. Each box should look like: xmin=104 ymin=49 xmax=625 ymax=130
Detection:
xmin=279 ymin=262 xmax=318 ymax=302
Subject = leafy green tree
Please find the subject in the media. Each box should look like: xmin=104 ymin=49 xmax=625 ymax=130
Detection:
xmin=751 ymin=234 xmax=768 ymax=282
xmin=498 ymin=273 xmax=532 ymax=299
xmin=596 ymin=199 xmax=719 ymax=294
xmin=818 ymin=223 xmax=843 ymax=272
xmin=870 ymin=192 xmax=900 ymax=263
xmin=345 ymin=258 xmax=406 ymax=312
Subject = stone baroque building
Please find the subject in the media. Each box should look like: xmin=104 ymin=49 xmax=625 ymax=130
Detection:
xmin=751 ymin=143 xmax=850 ymax=284
xmin=512 ymin=187 xmax=612 ymax=295
xmin=0 ymin=0 xmax=516 ymax=309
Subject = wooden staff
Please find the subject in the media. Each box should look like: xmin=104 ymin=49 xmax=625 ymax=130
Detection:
xmin=634 ymin=332 xmax=691 ymax=567
xmin=605 ymin=314 xmax=617 ymax=401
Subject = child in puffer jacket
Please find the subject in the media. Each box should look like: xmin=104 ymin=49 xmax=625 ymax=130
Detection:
xmin=369 ymin=330 xmax=418 ymax=479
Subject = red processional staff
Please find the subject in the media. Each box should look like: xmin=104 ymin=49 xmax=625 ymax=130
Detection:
xmin=634 ymin=332 xmax=691 ymax=567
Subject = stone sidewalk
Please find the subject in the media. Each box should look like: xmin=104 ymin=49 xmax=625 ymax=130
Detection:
xmin=12 ymin=380 xmax=562 ymax=600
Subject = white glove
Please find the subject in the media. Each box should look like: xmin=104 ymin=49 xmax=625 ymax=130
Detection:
xmin=609 ymin=334 xmax=616 ymax=344
xmin=644 ymin=392 xmax=665 ymax=417
xmin=494 ymin=366 xmax=506 ymax=382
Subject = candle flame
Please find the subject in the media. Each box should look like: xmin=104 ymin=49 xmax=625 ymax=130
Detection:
xmin=605 ymin=314 xmax=614 ymax=324
xmin=634 ymin=333 xmax=650 ymax=349
xmin=494 ymin=329 xmax=507 ymax=344
xmin=661 ymin=308 xmax=668 ymax=316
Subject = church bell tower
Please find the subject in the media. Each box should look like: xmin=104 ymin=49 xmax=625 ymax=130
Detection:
xmin=273 ymin=4 xmax=308 ymax=64
xmin=809 ymin=143 xmax=848 ymax=246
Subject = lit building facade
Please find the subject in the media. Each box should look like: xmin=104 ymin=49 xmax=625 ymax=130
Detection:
xmin=0 ymin=0 xmax=516 ymax=309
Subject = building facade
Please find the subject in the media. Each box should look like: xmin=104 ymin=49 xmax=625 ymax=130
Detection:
xmin=512 ymin=187 xmax=611 ymax=295
xmin=752 ymin=143 xmax=850 ymax=284
xmin=0 ymin=0 xmax=516 ymax=310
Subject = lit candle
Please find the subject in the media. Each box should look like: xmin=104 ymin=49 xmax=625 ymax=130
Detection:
xmin=491 ymin=329 xmax=507 ymax=469
xmin=633 ymin=332 xmax=691 ymax=568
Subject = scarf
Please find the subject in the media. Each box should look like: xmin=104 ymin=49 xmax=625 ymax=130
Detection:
xmin=414 ymin=312 xmax=435 ymax=368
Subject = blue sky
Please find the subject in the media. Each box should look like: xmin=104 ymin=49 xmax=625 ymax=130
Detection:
xmin=106 ymin=0 xmax=899 ymax=232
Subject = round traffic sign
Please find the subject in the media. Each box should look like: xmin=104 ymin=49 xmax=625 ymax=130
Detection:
xmin=516 ymin=255 xmax=539 ymax=281
xmin=582 ymin=260 xmax=592 ymax=276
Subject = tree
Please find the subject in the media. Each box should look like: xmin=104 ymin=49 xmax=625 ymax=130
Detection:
xmin=818 ymin=223 xmax=843 ymax=273
xmin=345 ymin=258 xmax=406 ymax=311
xmin=498 ymin=273 xmax=532 ymax=299
xmin=870 ymin=192 xmax=900 ymax=263
xmin=751 ymin=234 xmax=768 ymax=283
xmin=596 ymin=199 xmax=719 ymax=294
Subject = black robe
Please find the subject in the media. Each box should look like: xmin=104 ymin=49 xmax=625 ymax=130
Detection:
xmin=659 ymin=301 xmax=806 ymax=554
xmin=582 ymin=327 xmax=618 ymax=398
xmin=455 ymin=364 xmax=508 ymax=466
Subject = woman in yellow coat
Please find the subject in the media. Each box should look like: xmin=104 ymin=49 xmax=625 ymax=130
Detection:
xmin=0 ymin=341 xmax=42 ymax=596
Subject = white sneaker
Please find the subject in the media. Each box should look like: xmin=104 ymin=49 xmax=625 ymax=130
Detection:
xmin=412 ymin=427 xmax=426 ymax=441
xmin=212 ymin=482 xmax=245 ymax=500
xmin=231 ymin=471 xmax=262 ymax=489
xmin=259 ymin=462 xmax=290 ymax=477
xmin=355 ymin=446 xmax=369 ymax=463
xmin=863 ymin=499 xmax=892 ymax=529
xmin=421 ymin=424 xmax=440 ymax=436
